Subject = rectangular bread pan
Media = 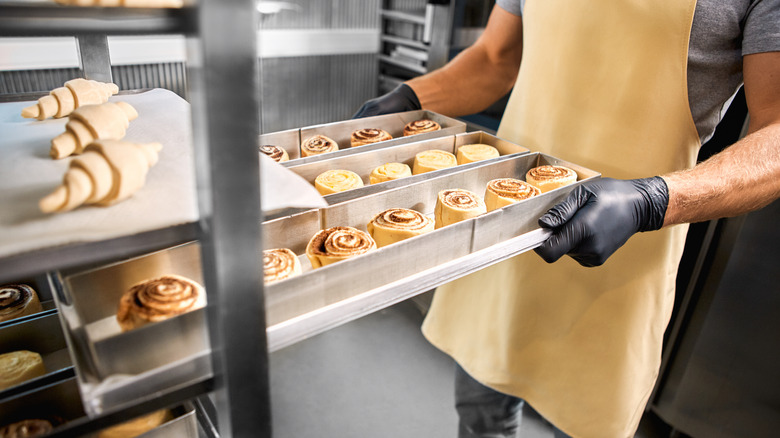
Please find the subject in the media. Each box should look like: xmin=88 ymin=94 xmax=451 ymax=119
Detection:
xmin=284 ymin=109 xmax=466 ymax=166
xmin=82 ymin=403 xmax=198 ymax=438
xmin=0 ymin=312 xmax=72 ymax=400
xmin=259 ymin=128 xmax=301 ymax=161
xmin=52 ymin=242 xmax=211 ymax=415
xmin=285 ymin=131 xmax=530 ymax=205
xmin=264 ymin=153 xmax=600 ymax=332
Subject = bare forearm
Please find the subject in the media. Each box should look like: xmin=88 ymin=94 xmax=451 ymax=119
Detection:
xmin=662 ymin=122 xmax=780 ymax=226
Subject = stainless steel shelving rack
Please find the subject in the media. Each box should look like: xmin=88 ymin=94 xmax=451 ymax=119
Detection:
xmin=0 ymin=1 xmax=269 ymax=436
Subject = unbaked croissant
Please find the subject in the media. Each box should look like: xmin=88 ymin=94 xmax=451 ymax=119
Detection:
xmin=21 ymin=78 xmax=118 ymax=121
xmin=39 ymin=139 xmax=162 ymax=213
xmin=50 ymin=101 xmax=138 ymax=159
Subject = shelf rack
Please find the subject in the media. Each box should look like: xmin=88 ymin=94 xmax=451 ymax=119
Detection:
xmin=0 ymin=1 xmax=269 ymax=436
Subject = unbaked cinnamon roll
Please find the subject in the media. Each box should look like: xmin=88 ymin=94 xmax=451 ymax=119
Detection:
xmin=434 ymin=189 xmax=487 ymax=229
xmin=97 ymin=410 xmax=172 ymax=438
xmin=306 ymin=226 xmax=376 ymax=269
xmin=456 ymin=143 xmax=500 ymax=165
xmin=412 ymin=149 xmax=457 ymax=175
xmin=403 ymin=119 xmax=441 ymax=136
xmin=485 ymin=178 xmax=541 ymax=212
xmin=263 ymin=248 xmax=302 ymax=284
xmin=0 ymin=351 xmax=46 ymax=391
xmin=369 ymin=162 xmax=412 ymax=184
xmin=526 ymin=165 xmax=578 ymax=193
xmin=0 ymin=419 xmax=52 ymax=438
xmin=314 ymin=169 xmax=364 ymax=195
xmin=301 ymin=135 xmax=339 ymax=157
xmin=367 ymin=208 xmax=434 ymax=248
xmin=116 ymin=274 xmax=206 ymax=332
xmin=0 ymin=284 xmax=42 ymax=323
xmin=351 ymin=128 xmax=393 ymax=147
xmin=258 ymin=144 xmax=289 ymax=163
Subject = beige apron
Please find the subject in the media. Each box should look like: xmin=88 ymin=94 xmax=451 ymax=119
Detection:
xmin=421 ymin=1 xmax=701 ymax=437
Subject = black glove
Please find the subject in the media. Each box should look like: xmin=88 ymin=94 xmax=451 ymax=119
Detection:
xmin=352 ymin=83 xmax=421 ymax=119
xmin=534 ymin=177 xmax=669 ymax=267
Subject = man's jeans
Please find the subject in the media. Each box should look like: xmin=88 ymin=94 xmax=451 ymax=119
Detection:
xmin=455 ymin=364 xmax=571 ymax=438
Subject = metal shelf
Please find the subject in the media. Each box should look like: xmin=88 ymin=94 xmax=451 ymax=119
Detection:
xmin=379 ymin=54 xmax=427 ymax=75
xmin=381 ymin=34 xmax=428 ymax=51
xmin=379 ymin=8 xmax=426 ymax=25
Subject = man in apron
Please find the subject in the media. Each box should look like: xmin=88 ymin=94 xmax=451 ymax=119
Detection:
xmin=355 ymin=1 xmax=780 ymax=436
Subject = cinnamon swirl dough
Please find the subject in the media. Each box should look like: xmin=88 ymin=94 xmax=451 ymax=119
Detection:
xmin=369 ymin=162 xmax=412 ymax=184
xmin=314 ymin=169 xmax=364 ymax=195
xmin=306 ymin=227 xmax=376 ymax=269
xmin=0 ymin=351 xmax=46 ymax=391
xmin=526 ymin=165 xmax=578 ymax=193
xmin=485 ymin=178 xmax=541 ymax=212
xmin=301 ymin=135 xmax=339 ymax=157
xmin=263 ymin=248 xmax=301 ymax=284
xmin=434 ymin=189 xmax=487 ymax=229
xmin=258 ymin=145 xmax=289 ymax=163
xmin=0 ymin=419 xmax=52 ymax=438
xmin=456 ymin=144 xmax=500 ymax=165
xmin=97 ymin=410 xmax=172 ymax=438
xmin=351 ymin=128 xmax=393 ymax=147
xmin=0 ymin=284 xmax=42 ymax=323
xmin=412 ymin=150 xmax=457 ymax=175
xmin=116 ymin=274 xmax=206 ymax=332
xmin=403 ymin=119 xmax=441 ymax=136
xmin=367 ymin=208 xmax=434 ymax=247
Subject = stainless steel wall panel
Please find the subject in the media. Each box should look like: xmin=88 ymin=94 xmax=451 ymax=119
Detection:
xmin=261 ymin=0 xmax=381 ymax=29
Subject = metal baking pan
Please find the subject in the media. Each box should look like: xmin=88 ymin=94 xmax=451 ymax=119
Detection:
xmin=0 ymin=377 xmax=86 ymax=433
xmin=264 ymin=153 xmax=600 ymax=333
xmin=259 ymin=128 xmax=301 ymax=161
xmin=278 ymin=109 xmax=466 ymax=166
xmin=284 ymin=131 xmax=530 ymax=205
xmin=0 ymin=312 xmax=72 ymax=400
xmin=52 ymin=242 xmax=211 ymax=415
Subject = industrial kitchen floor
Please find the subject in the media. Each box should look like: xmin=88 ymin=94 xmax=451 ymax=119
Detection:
xmin=269 ymin=297 xmax=675 ymax=438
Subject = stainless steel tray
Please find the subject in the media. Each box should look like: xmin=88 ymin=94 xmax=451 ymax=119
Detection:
xmin=284 ymin=131 xmax=530 ymax=205
xmin=264 ymin=153 xmax=600 ymax=350
xmin=52 ymin=242 xmax=211 ymax=415
xmin=269 ymin=109 xmax=466 ymax=166
xmin=0 ymin=377 xmax=85 ymax=433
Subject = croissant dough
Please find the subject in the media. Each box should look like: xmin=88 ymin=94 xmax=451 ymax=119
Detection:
xmin=39 ymin=139 xmax=163 ymax=213
xmin=50 ymin=101 xmax=138 ymax=159
xmin=0 ymin=351 xmax=46 ymax=391
xmin=21 ymin=78 xmax=119 ymax=121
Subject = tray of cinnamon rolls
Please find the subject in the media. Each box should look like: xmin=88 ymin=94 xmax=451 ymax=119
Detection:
xmin=261 ymin=152 xmax=600 ymax=341
xmin=257 ymin=109 xmax=466 ymax=164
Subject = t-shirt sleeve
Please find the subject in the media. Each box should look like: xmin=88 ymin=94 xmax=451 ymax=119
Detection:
xmin=743 ymin=0 xmax=780 ymax=55
xmin=496 ymin=0 xmax=523 ymax=17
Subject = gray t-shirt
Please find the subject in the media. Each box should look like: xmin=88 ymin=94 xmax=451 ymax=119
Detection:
xmin=496 ymin=0 xmax=780 ymax=144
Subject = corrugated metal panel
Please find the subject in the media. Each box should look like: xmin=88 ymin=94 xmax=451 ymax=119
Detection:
xmin=261 ymin=0 xmax=381 ymax=29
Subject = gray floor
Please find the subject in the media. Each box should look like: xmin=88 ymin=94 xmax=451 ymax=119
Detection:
xmin=269 ymin=298 xmax=674 ymax=438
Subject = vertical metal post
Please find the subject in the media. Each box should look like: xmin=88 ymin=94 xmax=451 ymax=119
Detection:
xmin=75 ymin=34 xmax=113 ymax=82
xmin=190 ymin=0 xmax=270 ymax=436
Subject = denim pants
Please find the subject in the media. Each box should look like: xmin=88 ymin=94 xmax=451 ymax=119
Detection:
xmin=455 ymin=364 xmax=571 ymax=438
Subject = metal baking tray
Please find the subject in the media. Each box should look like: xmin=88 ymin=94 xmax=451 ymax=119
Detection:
xmin=274 ymin=109 xmax=466 ymax=166
xmin=264 ymin=153 xmax=600 ymax=349
xmin=284 ymin=131 xmax=530 ymax=205
xmin=258 ymin=128 xmax=301 ymax=160
xmin=52 ymin=242 xmax=211 ymax=415
xmin=0 ymin=312 xmax=72 ymax=400
xmin=0 ymin=377 xmax=85 ymax=433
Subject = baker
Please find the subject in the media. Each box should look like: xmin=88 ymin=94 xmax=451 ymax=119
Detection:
xmin=355 ymin=1 xmax=780 ymax=437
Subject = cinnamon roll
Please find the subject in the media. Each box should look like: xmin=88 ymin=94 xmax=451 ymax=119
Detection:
xmin=0 ymin=284 xmax=42 ymax=323
xmin=0 ymin=419 xmax=52 ymax=438
xmin=367 ymin=208 xmax=434 ymax=248
xmin=263 ymin=248 xmax=302 ymax=284
xmin=434 ymin=189 xmax=487 ymax=229
xmin=314 ymin=169 xmax=364 ymax=195
xmin=97 ymin=410 xmax=172 ymax=438
xmin=403 ymin=119 xmax=441 ymax=137
xmin=456 ymin=143 xmax=500 ymax=165
xmin=369 ymin=162 xmax=412 ymax=184
xmin=526 ymin=165 xmax=578 ymax=193
xmin=485 ymin=178 xmax=541 ymax=212
xmin=412 ymin=149 xmax=457 ymax=175
xmin=301 ymin=135 xmax=339 ymax=157
xmin=306 ymin=226 xmax=376 ymax=269
xmin=0 ymin=351 xmax=46 ymax=391
xmin=351 ymin=128 xmax=393 ymax=147
xmin=258 ymin=145 xmax=289 ymax=163
xmin=116 ymin=274 xmax=206 ymax=332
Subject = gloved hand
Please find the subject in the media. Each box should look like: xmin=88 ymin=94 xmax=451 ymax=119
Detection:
xmin=534 ymin=177 xmax=669 ymax=267
xmin=352 ymin=83 xmax=421 ymax=119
